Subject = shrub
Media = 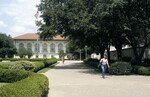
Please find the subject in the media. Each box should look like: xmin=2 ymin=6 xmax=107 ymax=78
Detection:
xmin=84 ymin=58 xmax=99 ymax=68
xmin=43 ymin=58 xmax=57 ymax=67
xmin=9 ymin=61 xmax=34 ymax=71
xmin=132 ymin=66 xmax=141 ymax=74
xmin=0 ymin=69 xmax=33 ymax=83
xmin=32 ymin=62 xmax=45 ymax=72
xmin=0 ymin=74 xmax=48 ymax=97
xmin=138 ymin=66 xmax=150 ymax=75
xmin=0 ymin=62 xmax=11 ymax=69
xmin=109 ymin=61 xmax=132 ymax=75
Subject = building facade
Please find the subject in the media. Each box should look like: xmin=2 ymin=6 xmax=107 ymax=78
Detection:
xmin=14 ymin=33 xmax=67 ymax=58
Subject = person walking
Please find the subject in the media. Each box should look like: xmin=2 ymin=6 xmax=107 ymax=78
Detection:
xmin=99 ymin=55 xmax=109 ymax=79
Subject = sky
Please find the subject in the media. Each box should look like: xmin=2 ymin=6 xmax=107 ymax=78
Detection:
xmin=0 ymin=0 xmax=40 ymax=38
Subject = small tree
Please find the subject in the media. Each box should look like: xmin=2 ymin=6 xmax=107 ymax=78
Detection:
xmin=27 ymin=50 xmax=33 ymax=58
xmin=17 ymin=48 xmax=33 ymax=58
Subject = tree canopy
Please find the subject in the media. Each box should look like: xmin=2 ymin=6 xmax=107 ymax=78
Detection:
xmin=37 ymin=0 xmax=150 ymax=64
xmin=0 ymin=33 xmax=17 ymax=58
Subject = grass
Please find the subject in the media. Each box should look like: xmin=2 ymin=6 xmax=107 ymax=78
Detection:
xmin=37 ymin=62 xmax=59 ymax=73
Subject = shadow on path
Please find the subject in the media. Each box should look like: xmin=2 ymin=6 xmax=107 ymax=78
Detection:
xmin=53 ymin=63 xmax=89 ymax=69
xmin=52 ymin=62 xmax=101 ymax=75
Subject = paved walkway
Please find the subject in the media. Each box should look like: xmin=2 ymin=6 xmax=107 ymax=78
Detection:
xmin=44 ymin=61 xmax=150 ymax=97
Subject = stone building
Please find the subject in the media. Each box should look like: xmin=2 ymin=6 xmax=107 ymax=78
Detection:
xmin=13 ymin=33 xmax=67 ymax=58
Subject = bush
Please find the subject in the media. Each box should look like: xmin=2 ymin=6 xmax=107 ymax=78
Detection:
xmin=109 ymin=61 xmax=132 ymax=75
xmin=84 ymin=58 xmax=99 ymax=68
xmin=1 ymin=58 xmax=51 ymax=62
xmin=32 ymin=62 xmax=45 ymax=72
xmin=0 ymin=74 xmax=48 ymax=97
xmin=132 ymin=66 xmax=141 ymax=74
xmin=9 ymin=61 xmax=34 ymax=71
xmin=138 ymin=66 xmax=150 ymax=75
xmin=43 ymin=58 xmax=57 ymax=67
xmin=0 ymin=62 xmax=11 ymax=69
xmin=0 ymin=69 xmax=33 ymax=83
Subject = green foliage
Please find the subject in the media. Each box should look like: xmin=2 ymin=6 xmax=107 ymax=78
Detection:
xmin=84 ymin=58 xmax=99 ymax=68
xmin=9 ymin=61 xmax=34 ymax=71
xmin=32 ymin=62 xmax=45 ymax=72
xmin=0 ymin=69 xmax=33 ymax=83
xmin=109 ymin=62 xmax=132 ymax=75
xmin=38 ymin=0 xmax=150 ymax=63
xmin=0 ymin=73 xmax=48 ymax=97
xmin=17 ymin=48 xmax=33 ymax=58
xmin=43 ymin=58 xmax=57 ymax=67
xmin=138 ymin=66 xmax=150 ymax=75
xmin=0 ymin=58 xmax=58 ymax=72
xmin=0 ymin=33 xmax=17 ymax=58
xmin=132 ymin=66 xmax=141 ymax=74
xmin=0 ymin=62 xmax=11 ymax=69
xmin=2 ymin=58 xmax=48 ymax=62
xmin=59 ymin=50 xmax=65 ymax=58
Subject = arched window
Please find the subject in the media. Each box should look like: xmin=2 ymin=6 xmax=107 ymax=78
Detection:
xmin=27 ymin=43 xmax=32 ymax=51
xmin=58 ymin=43 xmax=63 ymax=52
xmin=19 ymin=43 xmax=24 ymax=49
xmin=50 ymin=43 xmax=55 ymax=53
xmin=43 ymin=43 xmax=47 ymax=52
xmin=35 ymin=43 xmax=40 ymax=52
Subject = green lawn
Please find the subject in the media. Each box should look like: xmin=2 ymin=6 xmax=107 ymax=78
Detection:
xmin=37 ymin=62 xmax=59 ymax=73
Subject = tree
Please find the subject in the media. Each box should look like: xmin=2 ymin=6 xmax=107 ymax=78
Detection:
xmin=0 ymin=33 xmax=17 ymax=58
xmin=118 ymin=0 xmax=150 ymax=64
xmin=37 ymin=0 xmax=113 ymax=58
xmin=17 ymin=48 xmax=33 ymax=58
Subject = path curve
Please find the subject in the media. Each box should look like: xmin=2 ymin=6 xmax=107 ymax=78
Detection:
xmin=44 ymin=61 xmax=150 ymax=97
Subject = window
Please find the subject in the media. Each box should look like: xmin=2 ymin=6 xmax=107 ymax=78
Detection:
xmin=19 ymin=43 xmax=24 ymax=49
xmin=35 ymin=43 xmax=40 ymax=52
xmin=27 ymin=43 xmax=32 ymax=51
xmin=43 ymin=43 xmax=47 ymax=52
xmin=58 ymin=43 xmax=63 ymax=52
xmin=50 ymin=43 xmax=55 ymax=53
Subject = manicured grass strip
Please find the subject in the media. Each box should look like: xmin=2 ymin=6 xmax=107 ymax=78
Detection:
xmin=37 ymin=62 xmax=59 ymax=73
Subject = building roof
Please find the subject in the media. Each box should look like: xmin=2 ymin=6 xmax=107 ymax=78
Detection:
xmin=14 ymin=33 xmax=65 ymax=41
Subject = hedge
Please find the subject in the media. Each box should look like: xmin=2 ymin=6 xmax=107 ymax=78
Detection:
xmin=0 ymin=69 xmax=33 ymax=83
xmin=9 ymin=61 xmax=34 ymax=71
xmin=84 ymin=58 xmax=99 ymax=68
xmin=43 ymin=58 xmax=57 ymax=67
xmin=32 ymin=62 xmax=45 ymax=72
xmin=1 ymin=58 xmax=56 ymax=62
xmin=132 ymin=66 xmax=150 ymax=75
xmin=109 ymin=62 xmax=132 ymax=75
xmin=0 ymin=62 xmax=11 ymax=69
xmin=0 ymin=74 xmax=48 ymax=97
xmin=0 ymin=58 xmax=58 ymax=72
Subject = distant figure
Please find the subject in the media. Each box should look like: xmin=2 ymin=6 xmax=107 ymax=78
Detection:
xmin=62 ymin=56 xmax=65 ymax=64
xmin=100 ymin=55 xmax=110 ymax=79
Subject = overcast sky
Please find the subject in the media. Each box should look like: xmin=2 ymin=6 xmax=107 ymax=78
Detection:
xmin=0 ymin=0 xmax=40 ymax=37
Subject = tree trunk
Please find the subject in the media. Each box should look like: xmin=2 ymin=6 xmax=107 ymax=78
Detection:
xmin=107 ymin=44 xmax=110 ymax=62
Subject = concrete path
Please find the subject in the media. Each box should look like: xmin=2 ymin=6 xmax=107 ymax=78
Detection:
xmin=44 ymin=61 xmax=150 ymax=97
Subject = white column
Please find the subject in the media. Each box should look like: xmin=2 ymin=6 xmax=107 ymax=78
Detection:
xmin=47 ymin=43 xmax=50 ymax=53
xmin=55 ymin=43 xmax=58 ymax=53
